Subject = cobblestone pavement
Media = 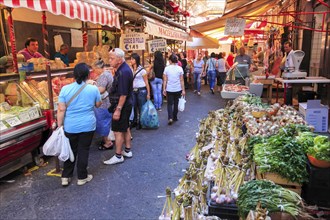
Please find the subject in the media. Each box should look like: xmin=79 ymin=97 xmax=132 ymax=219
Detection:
xmin=0 ymin=85 xmax=226 ymax=220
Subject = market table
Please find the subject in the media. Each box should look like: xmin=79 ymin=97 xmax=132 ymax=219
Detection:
xmin=275 ymin=77 xmax=330 ymax=104
xmin=253 ymin=76 xmax=275 ymax=103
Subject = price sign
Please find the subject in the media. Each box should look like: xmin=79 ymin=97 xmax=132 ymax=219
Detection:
xmin=0 ymin=102 xmax=11 ymax=111
xmin=5 ymin=117 xmax=22 ymax=127
xmin=19 ymin=111 xmax=31 ymax=122
xmin=0 ymin=121 xmax=8 ymax=131
xmin=28 ymin=107 xmax=40 ymax=120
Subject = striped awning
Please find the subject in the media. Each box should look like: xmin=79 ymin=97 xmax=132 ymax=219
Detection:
xmin=0 ymin=0 xmax=121 ymax=29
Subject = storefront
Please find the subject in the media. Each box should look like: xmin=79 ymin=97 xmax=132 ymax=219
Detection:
xmin=0 ymin=0 xmax=121 ymax=178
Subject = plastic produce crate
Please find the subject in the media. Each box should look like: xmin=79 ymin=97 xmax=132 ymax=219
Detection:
xmin=302 ymin=162 xmax=330 ymax=207
xmin=208 ymin=201 xmax=239 ymax=220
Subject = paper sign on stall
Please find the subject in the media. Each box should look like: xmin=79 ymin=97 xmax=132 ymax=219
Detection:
xmin=224 ymin=18 xmax=246 ymax=36
xmin=18 ymin=111 xmax=31 ymax=123
xmin=54 ymin=34 xmax=64 ymax=52
xmin=71 ymin=29 xmax=83 ymax=48
xmin=120 ymin=33 xmax=147 ymax=51
xmin=28 ymin=107 xmax=40 ymax=120
xmin=147 ymin=39 xmax=167 ymax=53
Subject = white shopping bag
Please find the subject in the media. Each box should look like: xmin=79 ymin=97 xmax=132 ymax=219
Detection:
xmin=178 ymin=96 xmax=186 ymax=112
xmin=43 ymin=127 xmax=62 ymax=156
xmin=58 ymin=127 xmax=74 ymax=162
xmin=43 ymin=126 xmax=74 ymax=162
xmin=108 ymin=129 xmax=115 ymax=141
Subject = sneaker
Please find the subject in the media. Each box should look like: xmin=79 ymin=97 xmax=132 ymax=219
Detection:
xmin=122 ymin=150 xmax=133 ymax=158
xmin=61 ymin=177 xmax=71 ymax=186
xmin=197 ymin=92 xmax=201 ymax=96
xmin=168 ymin=119 xmax=173 ymax=125
xmin=158 ymin=108 xmax=162 ymax=112
xmin=77 ymin=174 xmax=93 ymax=186
xmin=103 ymin=155 xmax=124 ymax=165
xmin=211 ymin=88 xmax=215 ymax=94
xmin=193 ymin=90 xmax=197 ymax=93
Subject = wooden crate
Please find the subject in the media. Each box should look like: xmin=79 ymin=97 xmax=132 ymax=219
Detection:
xmin=256 ymin=170 xmax=302 ymax=195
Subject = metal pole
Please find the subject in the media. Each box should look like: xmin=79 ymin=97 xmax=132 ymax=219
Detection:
xmin=5 ymin=8 xmax=18 ymax=73
xmin=42 ymin=11 xmax=50 ymax=59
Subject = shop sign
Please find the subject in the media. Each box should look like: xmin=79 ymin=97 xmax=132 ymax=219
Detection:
xmin=144 ymin=17 xmax=192 ymax=42
xmin=120 ymin=33 xmax=147 ymax=51
xmin=0 ymin=121 xmax=8 ymax=131
xmin=224 ymin=18 xmax=246 ymax=36
xmin=5 ymin=117 xmax=22 ymax=127
xmin=147 ymin=39 xmax=167 ymax=53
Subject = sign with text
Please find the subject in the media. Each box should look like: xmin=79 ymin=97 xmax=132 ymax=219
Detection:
xmin=147 ymin=39 xmax=167 ymax=53
xmin=120 ymin=33 xmax=147 ymax=51
xmin=224 ymin=18 xmax=246 ymax=36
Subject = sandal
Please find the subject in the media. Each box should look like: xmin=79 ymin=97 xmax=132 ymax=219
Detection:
xmin=98 ymin=143 xmax=113 ymax=150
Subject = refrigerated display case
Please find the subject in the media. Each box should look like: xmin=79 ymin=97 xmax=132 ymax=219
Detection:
xmin=0 ymin=68 xmax=74 ymax=178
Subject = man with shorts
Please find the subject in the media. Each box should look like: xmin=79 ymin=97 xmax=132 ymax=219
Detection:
xmin=104 ymin=48 xmax=133 ymax=165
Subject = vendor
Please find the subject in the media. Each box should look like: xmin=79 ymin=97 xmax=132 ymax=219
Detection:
xmin=234 ymin=47 xmax=253 ymax=84
xmin=18 ymin=38 xmax=43 ymax=61
xmin=54 ymin=44 xmax=69 ymax=67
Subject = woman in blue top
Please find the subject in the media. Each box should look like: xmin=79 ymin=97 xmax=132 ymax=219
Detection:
xmin=191 ymin=53 xmax=204 ymax=95
xmin=205 ymin=52 xmax=217 ymax=94
xmin=57 ymin=63 xmax=101 ymax=186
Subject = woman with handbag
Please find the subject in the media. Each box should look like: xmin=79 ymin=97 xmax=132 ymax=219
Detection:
xmin=191 ymin=53 xmax=204 ymax=95
xmin=216 ymin=52 xmax=230 ymax=92
xmin=205 ymin=52 xmax=217 ymax=94
xmin=130 ymin=53 xmax=150 ymax=130
xmin=94 ymin=65 xmax=114 ymax=150
xmin=163 ymin=54 xmax=185 ymax=125
xmin=149 ymin=51 xmax=165 ymax=111
xmin=57 ymin=63 xmax=102 ymax=186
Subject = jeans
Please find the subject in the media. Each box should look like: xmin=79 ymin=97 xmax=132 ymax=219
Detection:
xmin=150 ymin=78 xmax=163 ymax=109
xmin=167 ymin=91 xmax=181 ymax=120
xmin=207 ymin=70 xmax=217 ymax=90
xmin=132 ymin=88 xmax=147 ymax=124
xmin=62 ymin=131 xmax=94 ymax=179
xmin=193 ymin=72 xmax=201 ymax=92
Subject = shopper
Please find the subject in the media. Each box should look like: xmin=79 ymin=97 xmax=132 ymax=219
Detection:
xmin=202 ymin=51 xmax=209 ymax=85
xmin=163 ymin=54 xmax=185 ymax=125
xmin=94 ymin=65 xmax=114 ymax=150
xmin=57 ymin=63 xmax=102 ymax=186
xmin=130 ymin=53 xmax=150 ymax=130
xmin=18 ymin=38 xmax=44 ymax=61
xmin=216 ymin=52 xmax=230 ymax=92
xmin=191 ymin=53 xmax=204 ymax=95
xmin=205 ymin=52 xmax=217 ymax=94
xmin=150 ymin=51 xmax=165 ymax=111
xmin=179 ymin=52 xmax=188 ymax=89
xmin=226 ymin=52 xmax=234 ymax=67
xmin=104 ymin=48 xmax=133 ymax=165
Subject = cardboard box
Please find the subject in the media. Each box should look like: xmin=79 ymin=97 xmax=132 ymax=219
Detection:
xmin=299 ymin=100 xmax=329 ymax=132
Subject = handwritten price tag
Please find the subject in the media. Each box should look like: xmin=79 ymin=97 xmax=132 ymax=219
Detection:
xmin=5 ymin=117 xmax=22 ymax=127
xmin=0 ymin=121 xmax=8 ymax=131
xmin=0 ymin=102 xmax=11 ymax=111
xmin=19 ymin=111 xmax=31 ymax=122
xmin=28 ymin=107 xmax=40 ymax=119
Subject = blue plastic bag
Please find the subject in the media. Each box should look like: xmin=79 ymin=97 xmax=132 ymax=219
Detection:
xmin=140 ymin=100 xmax=159 ymax=129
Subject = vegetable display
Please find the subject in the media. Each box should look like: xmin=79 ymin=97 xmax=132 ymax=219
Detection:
xmin=237 ymin=180 xmax=309 ymax=219
xmin=304 ymin=134 xmax=330 ymax=162
xmin=252 ymin=124 xmax=311 ymax=184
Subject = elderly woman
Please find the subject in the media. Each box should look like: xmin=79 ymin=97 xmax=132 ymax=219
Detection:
xmin=57 ymin=63 xmax=101 ymax=186
xmin=94 ymin=65 xmax=114 ymax=149
xmin=163 ymin=54 xmax=185 ymax=125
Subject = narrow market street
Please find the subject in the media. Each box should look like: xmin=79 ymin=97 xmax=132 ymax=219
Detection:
xmin=0 ymin=86 xmax=225 ymax=220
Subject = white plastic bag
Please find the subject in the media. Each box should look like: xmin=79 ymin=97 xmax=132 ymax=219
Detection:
xmin=58 ymin=127 xmax=74 ymax=162
xmin=43 ymin=127 xmax=62 ymax=156
xmin=178 ymin=96 xmax=186 ymax=112
xmin=108 ymin=129 xmax=115 ymax=141
xmin=42 ymin=126 xmax=74 ymax=162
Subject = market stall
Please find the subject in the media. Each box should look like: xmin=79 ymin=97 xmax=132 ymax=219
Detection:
xmin=0 ymin=0 xmax=121 ymax=177
xmin=159 ymin=94 xmax=330 ymax=220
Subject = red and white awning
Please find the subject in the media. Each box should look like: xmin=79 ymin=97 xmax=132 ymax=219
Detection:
xmin=0 ymin=0 xmax=121 ymax=29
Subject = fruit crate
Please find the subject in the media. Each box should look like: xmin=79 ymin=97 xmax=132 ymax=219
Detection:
xmin=256 ymin=169 xmax=302 ymax=195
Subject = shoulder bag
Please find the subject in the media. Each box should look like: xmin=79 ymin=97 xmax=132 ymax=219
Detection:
xmin=66 ymin=83 xmax=88 ymax=107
